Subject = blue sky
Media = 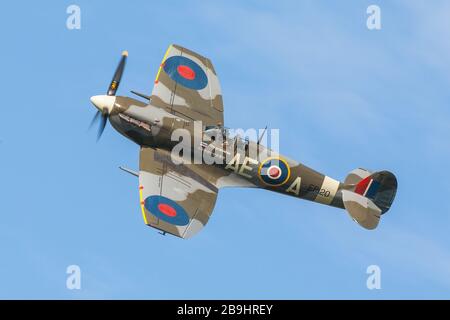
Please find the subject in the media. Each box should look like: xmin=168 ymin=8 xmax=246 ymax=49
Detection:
xmin=1 ymin=0 xmax=450 ymax=299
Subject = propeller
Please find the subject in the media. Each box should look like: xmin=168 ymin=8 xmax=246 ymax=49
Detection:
xmin=89 ymin=50 xmax=128 ymax=140
xmin=107 ymin=51 xmax=128 ymax=96
xmin=97 ymin=110 xmax=108 ymax=140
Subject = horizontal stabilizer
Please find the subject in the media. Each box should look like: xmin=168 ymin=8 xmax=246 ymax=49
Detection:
xmin=341 ymin=190 xmax=381 ymax=230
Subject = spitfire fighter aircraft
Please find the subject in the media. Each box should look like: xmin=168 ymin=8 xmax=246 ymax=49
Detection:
xmin=89 ymin=45 xmax=397 ymax=239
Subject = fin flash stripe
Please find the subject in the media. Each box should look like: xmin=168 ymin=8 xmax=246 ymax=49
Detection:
xmin=355 ymin=177 xmax=380 ymax=199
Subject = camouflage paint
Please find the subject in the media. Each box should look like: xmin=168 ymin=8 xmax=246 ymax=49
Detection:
xmin=97 ymin=44 xmax=397 ymax=238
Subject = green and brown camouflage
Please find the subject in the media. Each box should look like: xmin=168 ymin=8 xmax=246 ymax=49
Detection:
xmin=90 ymin=45 xmax=398 ymax=239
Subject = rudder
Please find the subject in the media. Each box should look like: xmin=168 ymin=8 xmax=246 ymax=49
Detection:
xmin=342 ymin=169 xmax=398 ymax=229
xmin=352 ymin=171 xmax=397 ymax=214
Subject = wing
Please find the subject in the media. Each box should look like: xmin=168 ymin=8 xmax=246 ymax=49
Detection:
xmin=138 ymin=147 xmax=219 ymax=239
xmin=150 ymin=44 xmax=224 ymax=126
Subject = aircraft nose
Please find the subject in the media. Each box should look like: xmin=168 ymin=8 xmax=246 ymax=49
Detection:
xmin=90 ymin=95 xmax=116 ymax=114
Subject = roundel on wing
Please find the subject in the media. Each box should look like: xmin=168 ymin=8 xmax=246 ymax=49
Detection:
xmin=258 ymin=157 xmax=291 ymax=186
xmin=163 ymin=56 xmax=208 ymax=90
xmin=144 ymin=195 xmax=190 ymax=226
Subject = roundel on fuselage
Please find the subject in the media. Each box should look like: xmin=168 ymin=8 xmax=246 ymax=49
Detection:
xmin=258 ymin=157 xmax=291 ymax=186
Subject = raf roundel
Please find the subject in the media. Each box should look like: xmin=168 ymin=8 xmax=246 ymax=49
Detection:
xmin=258 ymin=157 xmax=291 ymax=186
xmin=163 ymin=56 xmax=208 ymax=90
xmin=144 ymin=195 xmax=190 ymax=226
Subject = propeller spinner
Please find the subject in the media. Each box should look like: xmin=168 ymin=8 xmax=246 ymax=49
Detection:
xmin=89 ymin=50 xmax=128 ymax=140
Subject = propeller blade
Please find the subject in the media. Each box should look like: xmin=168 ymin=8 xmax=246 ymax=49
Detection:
xmin=107 ymin=51 xmax=128 ymax=96
xmin=89 ymin=110 xmax=101 ymax=130
xmin=90 ymin=51 xmax=127 ymax=141
xmin=97 ymin=112 xmax=108 ymax=141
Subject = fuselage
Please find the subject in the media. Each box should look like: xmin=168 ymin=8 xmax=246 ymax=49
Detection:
xmin=109 ymin=96 xmax=345 ymax=210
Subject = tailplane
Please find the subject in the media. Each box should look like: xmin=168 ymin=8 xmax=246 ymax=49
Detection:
xmin=342 ymin=169 xmax=397 ymax=230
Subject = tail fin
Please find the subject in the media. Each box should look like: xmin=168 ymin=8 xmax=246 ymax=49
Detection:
xmin=342 ymin=169 xmax=398 ymax=230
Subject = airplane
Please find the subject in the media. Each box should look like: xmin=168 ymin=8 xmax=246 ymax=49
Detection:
xmin=89 ymin=45 xmax=398 ymax=239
